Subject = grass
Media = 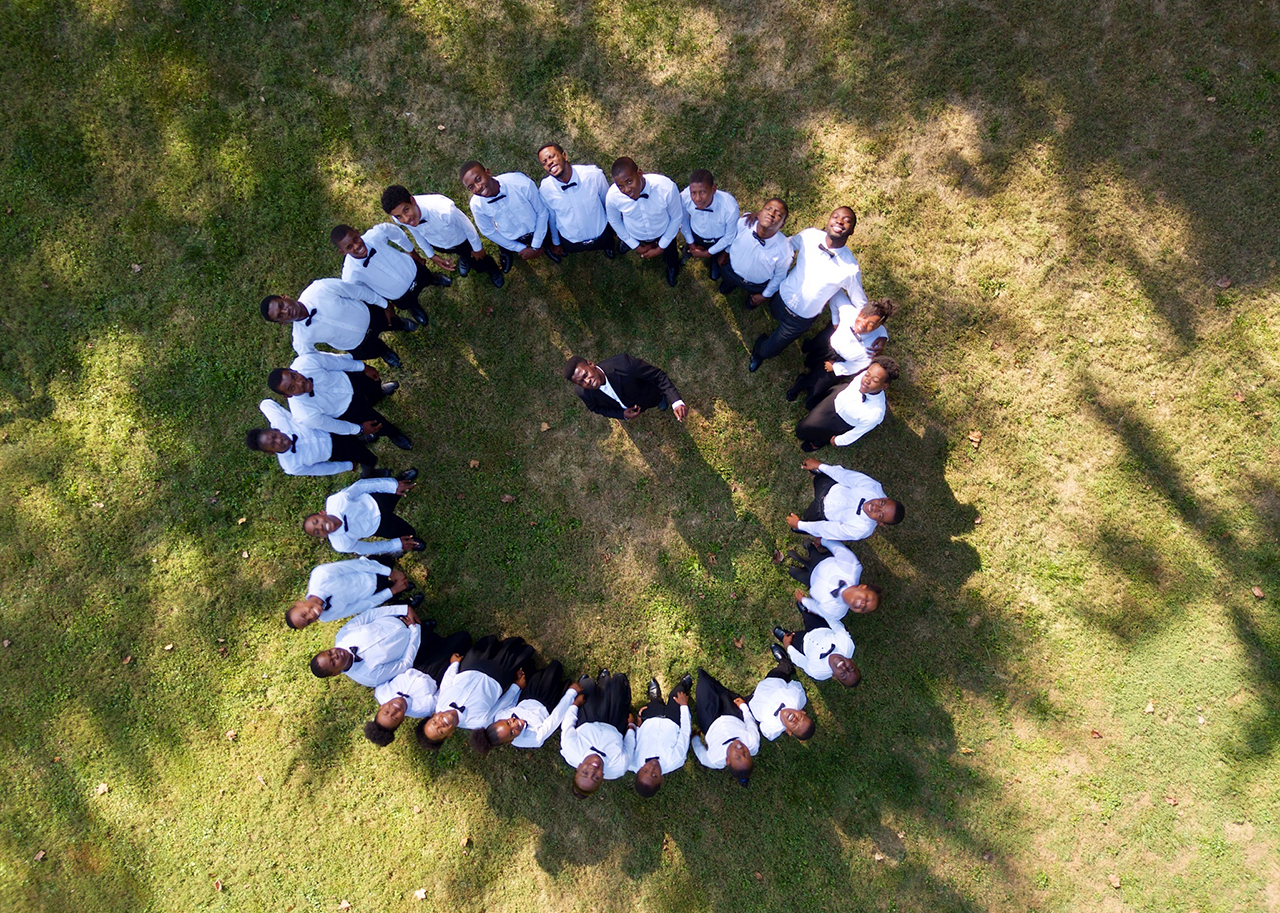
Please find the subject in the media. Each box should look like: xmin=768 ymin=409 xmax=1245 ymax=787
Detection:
xmin=1 ymin=0 xmax=1278 ymax=911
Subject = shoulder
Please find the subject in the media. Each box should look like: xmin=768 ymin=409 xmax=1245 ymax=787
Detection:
xmin=648 ymin=173 xmax=678 ymax=193
xmin=500 ymin=172 xmax=536 ymax=189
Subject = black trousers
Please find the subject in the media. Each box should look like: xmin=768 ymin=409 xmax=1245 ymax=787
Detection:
xmin=328 ymin=433 xmax=378 ymax=469
xmin=436 ymin=241 xmax=501 ymax=277
xmin=753 ymin=296 xmax=817 ymax=362
xmin=795 ymin=383 xmax=855 ymax=447
xmin=694 ymin=669 xmax=744 ymax=733
xmin=719 ymin=260 xmax=769 ymax=295
xmin=798 ymin=604 xmax=831 ymax=635
xmin=521 ymin=660 xmax=566 ymax=710
xmin=577 ymin=673 xmax=631 ymax=735
xmin=802 ymin=472 xmax=838 ymax=522
xmin=686 ymin=232 xmax=722 ymax=274
xmin=370 ymin=492 xmax=416 ymax=541
xmin=338 ymin=371 xmax=403 ymax=440
xmin=639 ymin=676 xmax=690 ymax=723
xmin=765 ymin=655 xmax=796 ymax=681
xmin=557 ymin=224 xmax=617 ymax=255
xmin=787 ymin=542 xmax=826 ymax=585
xmin=459 ymin=635 xmax=535 ymax=691
xmin=415 ymin=629 xmax=473 ymax=680
xmin=630 ymin=235 xmax=680 ymax=270
xmin=348 ymin=304 xmax=409 ymax=363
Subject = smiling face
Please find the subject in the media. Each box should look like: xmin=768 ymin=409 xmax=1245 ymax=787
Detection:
xmin=569 ymin=361 xmax=605 ymax=390
xmin=314 ymin=647 xmax=352 ymax=676
xmin=859 ymin=362 xmax=890 ymax=395
xmin=841 ymin=584 xmax=880 ymax=613
xmin=423 ymin=708 xmax=459 ymax=742
xmin=287 ymin=596 xmax=326 ymax=629
xmin=687 ymin=180 xmax=715 ymax=208
xmin=389 ymin=198 xmax=422 ymax=226
xmin=755 ymin=199 xmax=789 ymax=238
xmin=852 ymin=307 xmax=885 ymax=335
xmin=336 ymin=231 xmax=368 ymax=260
xmin=375 ymin=696 xmax=407 ymax=731
xmin=825 ymin=207 xmax=855 ymax=243
xmin=461 ymin=165 xmax=499 ymax=198
xmin=303 ymin=512 xmax=342 ymax=539
xmin=779 ymin=707 xmax=811 ymax=737
xmin=275 ymin=368 xmax=312 ymax=397
xmin=829 ymin=653 xmax=861 ymax=687
xmin=613 ymin=165 xmax=646 ymax=201
xmin=257 ymin=429 xmax=292 ymax=454
xmin=538 ymin=145 xmax=570 ymax=182
xmin=573 ymin=753 xmax=605 ymax=796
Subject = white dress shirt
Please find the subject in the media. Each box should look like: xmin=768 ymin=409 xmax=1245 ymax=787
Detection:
xmin=393 ymin=193 xmax=484 ymax=256
xmin=795 ymin=464 xmax=887 ymax=542
xmin=323 ymin=477 xmax=402 ymax=556
xmin=374 ymin=669 xmax=439 ymax=718
xmin=679 ymin=188 xmax=739 ymax=253
xmin=827 ymin=297 xmax=888 ymax=375
xmin=787 ymin=622 xmax=855 ymax=681
xmin=292 ymin=278 xmax=386 ymax=355
xmin=489 ymin=685 xmax=578 ymax=749
xmin=334 ymin=604 xmax=421 ymax=688
xmin=831 ymin=387 xmax=887 ymax=446
xmin=307 ymin=557 xmax=395 ymax=623
xmin=778 ymin=228 xmax=868 ymax=319
xmin=690 ymin=704 xmax=761 ymax=768
xmin=626 ymin=706 xmax=691 ymax=775
xmin=539 ymin=165 xmax=609 ymax=244
xmin=800 ymin=540 xmax=862 ymax=625
xmin=725 ymin=217 xmax=794 ymax=297
xmin=605 ymin=173 xmax=683 ymax=249
xmin=257 ymin=399 xmax=350 ymax=476
xmin=559 ymin=705 xmax=636 ymax=780
xmin=469 ymin=173 xmax=549 ymax=252
xmin=341 ymin=223 xmax=418 ymax=300
xmin=435 ymin=662 xmax=519 ymax=731
xmin=597 ymin=370 xmax=685 ymax=414
xmin=748 ymin=677 xmax=809 ymax=741
xmin=286 ymin=352 xmax=364 ymax=436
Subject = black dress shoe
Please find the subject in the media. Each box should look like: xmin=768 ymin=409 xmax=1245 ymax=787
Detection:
xmin=578 ymin=673 xmax=593 ymax=687
xmin=545 ymin=248 xmax=563 ymax=264
xmin=382 ymin=350 xmax=402 ymax=368
xmin=770 ymin=643 xmax=787 ymax=663
xmin=499 ymin=250 xmax=513 ymax=273
xmin=772 ymin=626 xmax=787 ymax=643
xmin=389 ymin=434 xmax=413 ymax=451
xmin=396 ymin=468 xmax=418 ymax=482
xmin=800 ymin=441 xmax=821 ymax=453
xmin=677 ymin=673 xmax=692 ymax=693
xmin=665 ymin=265 xmax=678 ymax=287
xmin=457 ymin=261 xmax=470 ymax=277
xmin=432 ymin=274 xmax=453 ymax=287
xmin=396 ymin=317 xmax=420 ymax=333
xmin=647 ymin=678 xmax=661 ymax=702
xmin=380 ymin=381 xmax=399 ymax=396
xmin=709 ymin=261 xmax=721 ymax=281
xmin=785 ymin=382 xmax=803 ymax=402
xmin=603 ymin=242 xmax=616 ymax=260
xmin=490 ymin=270 xmax=505 ymax=289
xmin=749 ymin=355 xmax=763 ymax=373
xmin=408 ymin=304 xmax=429 ymax=326
xmin=406 ymin=593 xmax=424 ymax=609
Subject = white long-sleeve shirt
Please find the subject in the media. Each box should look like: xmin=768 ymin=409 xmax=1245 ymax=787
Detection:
xmin=469 ymin=173 xmax=549 ymax=252
xmin=322 ymin=477 xmax=402 ymax=556
xmin=626 ymin=706 xmax=691 ymax=775
xmin=374 ymin=668 xmax=439 ymax=717
xmin=435 ymin=662 xmax=519 ymax=731
xmin=748 ymin=677 xmax=809 ymax=741
xmin=725 ymin=217 xmax=794 ymax=297
xmin=285 ymin=352 xmax=364 ymax=436
xmin=605 ymin=173 xmax=683 ymax=249
xmin=827 ymin=297 xmax=889 ymax=375
xmin=787 ymin=622 xmax=855 ymax=682
xmin=795 ymin=464 xmax=887 ymax=543
xmin=334 ymin=604 xmax=420 ymax=688
xmin=257 ymin=399 xmax=350 ymax=476
xmin=291 ymin=278 xmax=386 ymax=355
xmin=679 ymin=187 xmax=739 ymax=253
xmin=778 ymin=228 xmax=868 ymax=319
xmin=489 ymin=686 xmax=579 ymax=749
xmin=340 ymin=222 xmax=418 ymax=300
xmin=831 ymin=386 xmax=887 ymax=447
xmin=690 ymin=703 xmax=760 ymax=768
xmin=392 ymin=193 xmax=484 ymax=256
xmin=306 ymin=557 xmax=395 ymax=623
xmin=559 ymin=705 xmax=636 ymax=780
xmin=539 ymin=165 xmax=610 ymax=244
xmin=800 ymin=540 xmax=862 ymax=625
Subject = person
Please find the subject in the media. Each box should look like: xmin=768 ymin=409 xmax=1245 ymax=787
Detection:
xmin=460 ymin=160 xmax=554 ymax=274
xmin=535 ymin=143 xmax=617 ymax=260
xmin=689 ymin=669 xmax=760 ymax=786
xmin=380 ymin=185 xmax=505 ymax=289
xmin=747 ymin=645 xmax=815 ymax=741
xmin=416 ymin=636 xmax=536 ymax=749
xmin=559 ymin=670 xmax=635 ymax=797
xmin=794 ymin=356 xmax=900 ymax=452
xmin=718 ymin=198 xmax=793 ymax=308
xmin=363 ymin=668 xmax=441 ymax=747
xmin=773 ymin=604 xmax=861 ymax=687
xmin=748 ymin=206 xmax=868 ymax=372
xmin=332 ymin=223 xmax=450 ymax=328
xmin=261 ymin=279 xmax=415 ymax=368
xmin=286 ymin=557 xmax=416 ymax=629
xmin=247 ymin=400 xmax=378 ymax=477
xmin=786 ymin=458 xmax=903 ymax=543
xmin=562 ymin=354 xmax=688 ymax=423
xmin=679 ymin=169 xmax=739 ymax=280
xmin=268 ymin=352 xmax=410 ymax=451
xmin=789 ymin=297 xmax=898 ymax=404
xmin=309 ymin=602 xmax=425 ymax=688
xmin=627 ymin=674 xmax=692 ymax=798
xmin=471 ymin=660 xmax=580 ymax=755
xmin=605 ymin=157 xmax=683 ymax=286
xmin=303 ymin=471 xmax=424 ymax=556
xmin=787 ymin=539 xmax=881 ymax=626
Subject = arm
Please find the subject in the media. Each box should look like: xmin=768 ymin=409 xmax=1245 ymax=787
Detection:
xmin=738 ymin=704 xmax=761 ymax=754
xmin=831 ymin=400 xmax=883 ymax=446
xmin=677 ymin=704 xmax=692 ymax=753
xmin=530 ymin=687 xmax=578 ymax=747
xmin=680 ymin=192 xmax=694 ymax=245
xmin=448 ymin=204 xmax=485 ymax=255
xmin=762 ymin=242 xmax=793 ymax=298
xmin=825 ymin=539 xmax=855 ymax=564
xmin=526 ymin=180 xmax=550 ymax=249
xmin=560 ymin=703 xmax=580 ymax=737
xmin=578 ymin=388 xmax=627 ymax=421
xmin=658 ymin=185 xmax=684 ymax=249
xmin=690 ymin=734 xmax=713 ymax=768
xmin=347 ymin=476 xmax=400 ymax=497
xmin=295 ymin=409 xmax=362 ymax=437
xmin=843 ymin=264 xmax=869 ymax=311
xmin=629 ymin=357 xmax=683 ymax=410
xmin=706 ymin=196 xmax=740 ymax=254
xmin=794 ymin=518 xmax=858 ymax=542
xmin=290 ymin=455 xmax=355 ymax=477
xmin=606 ymin=193 xmax=637 ymax=249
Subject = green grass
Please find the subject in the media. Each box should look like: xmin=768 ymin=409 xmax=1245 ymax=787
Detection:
xmin=1 ymin=0 xmax=1278 ymax=911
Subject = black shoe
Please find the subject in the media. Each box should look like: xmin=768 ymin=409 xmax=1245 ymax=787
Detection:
xmin=359 ymin=432 xmax=377 ymax=443
xmin=380 ymin=381 xmax=399 ymax=396
xmin=408 ymin=304 xmax=429 ymax=326
xmin=785 ymin=383 xmax=803 ymax=402
xmin=360 ymin=464 xmax=387 ymax=478
xmin=545 ymin=248 xmax=563 ymax=264
xmin=666 ymin=265 xmax=678 ymax=287
xmin=421 ymin=618 xmax=436 ymax=634
xmin=432 ymin=274 xmax=452 ymax=287
xmin=647 ymin=678 xmax=661 ymax=702
xmin=490 ymin=270 xmax=505 ymax=289
xmin=800 ymin=441 xmax=821 ymax=453
xmin=382 ymin=350 xmax=402 ymax=368
xmin=772 ymin=626 xmax=787 ymax=643
xmin=677 ymin=673 xmax=692 ymax=694
xmin=709 ymin=261 xmax=722 ymax=281
xmin=457 ymin=262 xmax=470 ymax=277
xmin=389 ymin=434 xmax=413 ymax=451
xmin=406 ymin=593 xmax=424 ymax=609
xmin=396 ymin=318 xmax=420 ymax=333
xmin=578 ymin=673 xmax=592 ymax=687
xmin=718 ymin=281 xmax=732 ymax=297
xmin=603 ymin=242 xmax=616 ymax=260
xmin=598 ymin=667 xmax=609 ymax=682
xmin=786 ymin=548 xmax=807 ymax=564
xmin=407 ymin=539 xmax=426 ymax=552
xmin=749 ymin=355 xmax=763 ymax=373
xmin=397 ymin=468 xmax=418 ymax=482
xmin=771 ymin=644 xmax=787 ymax=663
xmin=499 ymin=250 xmax=513 ymax=273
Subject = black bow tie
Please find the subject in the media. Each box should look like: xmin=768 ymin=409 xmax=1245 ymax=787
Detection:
xmin=637 ymin=192 xmax=649 ymax=199
xmin=449 ymin=701 xmax=466 ymax=713
xmin=830 ymin=580 xmax=848 ymax=598
xmin=861 ymin=392 xmax=867 ymax=403
xmin=589 ymin=744 xmax=607 ymax=758
xmin=855 ymin=498 xmax=866 ymax=516
xmin=818 ymin=243 xmax=836 ymax=259
xmin=361 ymin=247 xmax=377 ymax=268
xmin=288 ymin=434 xmax=298 ymax=453
xmin=349 ymin=646 xmax=363 ymax=662
xmin=696 ymin=206 xmax=714 ymax=212
xmin=775 ymin=702 xmax=786 ymax=717
xmin=753 ymin=231 xmax=766 ymax=246
xmin=304 ymin=308 xmax=318 ymax=326
xmin=323 ymin=595 xmax=332 ymax=610
xmin=489 ymin=194 xmax=506 ymax=203
xmin=819 ymin=645 xmax=836 ymax=659
xmin=560 ymin=181 xmax=577 ymax=190
xmin=342 ymin=515 xmax=350 ymax=531
xmin=722 ymin=737 xmax=737 ymax=746
xmin=397 ymin=691 xmax=410 ymax=700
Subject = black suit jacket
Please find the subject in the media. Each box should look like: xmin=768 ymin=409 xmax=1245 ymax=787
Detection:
xmin=576 ymin=354 xmax=682 ymax=420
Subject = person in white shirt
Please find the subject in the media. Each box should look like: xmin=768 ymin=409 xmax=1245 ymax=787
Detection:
xmin=749 ymin=206 xmax=869 ymax=372
xmin=285 ymin=557 xmax=415 ymax=630
xmin=535 ymin=143 xmax=617 ymax=260
xmin=719 ymin=198 xmax=793 ymax=307
xmin=363 ymin=669 xmax=440 ymax=747
xmin=606 ymin=157 xmax=684 ymax=287
xmin=309 ymin=602 xmax=425 ymax=688
xmin=679 ymin=169 xmax=739 ymax=281
xmin=416 ymin=635 xmax=535 ymax=749
xmin=332 ymin=222 xmax=451 ymax=329
xmin=748 ymin=645 xmax=815 ymax=741
xmin=380 ymin=185 xmax=505 ymax=289
xmin=246 ymin=399 xmax=378 ymax=477
xmin=267 ymin=351 xmax=410 ymax=451
xmin=786 ymin=539 xmax=881 ymax=625
xmin=786 ymin=459 xmax=904 ymax=543
xmin=471 ymin=660 xmax=580 ymax=755
xmin=795 ymin=356 xmax=900 ymax=452
xmin=790 ymin=297 xmax=897 ymax=405
xmin=689 ymin=669 xmax=760 ymax=786
xmin=260 ymin=279 xmax=414 ymax=368
xmin=461 ymin=161 xmax=554 ymax=274
xmin=560 ymin=671 xmax=636 ymax=798
xmin=774 ymin=606 xmax=861 ymax=687
xmin=303 ymin=471 xmax=425 ymax=557
xmin=627 ymin=674 xmax=693 ymax=798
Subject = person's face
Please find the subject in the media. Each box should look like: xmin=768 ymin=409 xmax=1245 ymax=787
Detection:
xmin=303 ymin=512 xmax=342 ymax=539
xmin=825 ymin=207 xmax=855 ymax=242
xmin=376 ymin=696 xmax=407 ymax=731
xmin=267 ymin=296 xmax=306 ymax=324
xmin=259 ymin=429 xmax=292 ymax=453
xmin=614 ymin=167 xmax=646 ymax=201
xmin=862 ymin=498 xmax=893 ymax=524
xmin=574 ymin=753 xmax=605 ymax=794
xmin=725 ymin=739 xmax=750 ymax=770
xmin=570 ymin=362 xmax=604 ymax=390
xmin=688 ymin=181 xmax=715 ymax=208
xmin=337 ymin=231 xmax=368 ymax=259
xmin=289 ymin=596 xmax=325 ymax=628
xmin=315 ymin=647 xmax=352 ymax=676
xmin=637 ymin=759 xmax=663 ymax=792
xmin=503 ymin=715 xmax=527 ymax=739
xmin=852 ymin=308 xmax=884 ymax=335
xmin=538 ymin=146 xmax=570 ymax=181
xmin=462 ymin=166 xmax=498 ymax=197
xmin=276 ymin=369 xmax=312 ymax=397
xmin=755 ymin=200 xmax=788 ymax=238
xmin=779 ymin=708 xmax=810 ymax=737
xmin=423 ymin=709 xmax=459 ymax=742
xmin=830 ymin=654 xmax=860 ymax=686
xmin=389 ymin=198 xmax=422 ymax=226
xmin=842 ymin=584 xmax=880 ymax=613
xmin=859 ymin=363 xmax=890 ymax=395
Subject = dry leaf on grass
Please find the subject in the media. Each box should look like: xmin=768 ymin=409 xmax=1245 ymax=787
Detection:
xmin=122 ymin=655 xmax=132 ymax=664
xmin=1164 ymin=795 xmax=1178 ymax=806
xmin=455 ymin=493 xmax=465 ymax=500
xmin=1198 ymin=715 xmax=1206 ymax=725
xmin=413 ymin=888 xmax=427 ymax=900
xmin=1252 ymin=586 xmax=1265 ymax=599
xmin=34 ymin=850 xmax=45 ymax=861
xmin=707 ymin=553 xmax=717 ymax=566
xmin=237 ymin=517 xmax=246 ymax=524
xmin=499 ymin=494 xmax=515 ymax=503
xmin=164 ymin=644 xmax=174 ymax=652
xmin=1215 ymin=276 xmax=1232 ymax=289
xmin=468 ymin=459 xmax=480 ymax=469
xmin=241 ymin=551 xmax=249 ymax=558
xmin=412 ymin=805 xmax=422 ymax=814
xmin=130 ymin=263 xmax=142 ymax=273
xmin=2 ymin=639 xmax=9 ymax=648
xmin=226 ymin=730 xmax=237 ymax=741
xmin=1107 ymin=874 xmax=1121 ymax=889
xmin=1233 ymin=392 xmax=1246 ymax=403
xmin=968 ymin=430 xmax=982 ymax=448
xmin=338 ymin=901 xmax=351 ymax=911
xmin=96 ymin=783 xmax=109 ymax=795
xmin=733 ymin=636 xmax=744 ymax=649
xmin=459 ymin=835 xmax=471 ymax=847
xmin=539 ymin=422 xmax=550 ymax=432
xmin=1090 ymin=729 xmax=1102 ymax=738
xmin=771 ymin=549 xmax=784 ymax=564
xmin=214 ymin=879 xmax=223 ymax=892
xmin=1143 ymin=702 xmax=1155 ymax=714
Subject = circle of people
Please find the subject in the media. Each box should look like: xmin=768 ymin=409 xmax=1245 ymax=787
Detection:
xmin=247 ymin=145 xmax=906 ymax=798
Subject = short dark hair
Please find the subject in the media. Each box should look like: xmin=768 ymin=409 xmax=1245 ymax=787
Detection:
xmin=562 ymin=355 xmax=588 ymax=380
xmin=309 ymin=655 xmax=329 ymax=678
xmin=267 ymin=369 xmax=287 ymax=393
xmin=871 ymin=356 xmax=900 ymax=382
xmin=380 ymin=184 xmax=413 ymax=214
xmin=536 ymin=142 xmax=564 ymax=158
xmin=834 ymin=206 xmax=857 ymax=231
xmin=363 ymin=720 xmax=396 ymax=747
xmin=260 ymin=295 xmax=281 ymax=321
xmin=885 ymin=501 xmax=906 ymax=525
xmin=866 ymin=582 xmax=884 ymax=598
xmin=610 ymin=156 xmax=638 ymax=179
xmin=728 ymin=753 xmax=753 ymax=779
xmin=688 ymin=168 xmax=714 ymax=186
xmin=765 ymin=197 xmax=789 ymax=219
xmin=845 ymin=666 xmax=863 ymax=688
xmin=303 ymin=513 xmax=323 ymax=536
xmin=415 ymin=718 xmax=445 ymax=752
xmin=284 ymin=607 xmax=301 ymax=630
xmin=864 ymin=297 xmax=897 ymax=321
xmin=635 ymin=775 xmax=660 ymax=798
xmin=244 ymin=429 xmax=268 ymax=452
xmin=330 ymin=224 xmax=356 ymax=247
xmin=794 ymin=715 xmax=816 ymax=741
xmin=469 ymin=728 xmax=494 ymax=757
xmin=459 ymin=160 xmax=483 ymax=181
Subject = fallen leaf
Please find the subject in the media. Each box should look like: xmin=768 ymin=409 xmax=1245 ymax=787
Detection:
xmin=1252 ymin=586 xmax=1265 ymax=599
xmin=873 ymin=851 xmax=886 ymax=861
xmin=974 ymin=515 xmax=982 ymax=525
xmin=754 ymin=872 xmax=763 ymax=881
xmin=226 ymin=730 xmax=237 ymax=741
xmin=412 ymin=805 xmax=422 ymax=814
xmin=1090 ymin=729 xmax=1102 ymax=738
xmin=499 ymin=494 xmax=515 ymax=503
xmin=164 ymin=643 xmax=174 ymax=652
xmin=413 ymin=888 xmax=427 ymax=900
xmin=437 ymin=124 xmax=446 ymax=131
xmin=1107 ymin=874 xmax=1121 ymax=889
xmin=539 ymin=422 xmax=550 ymax=432
xmin=468 ymin=459 xmax=480 ymax=469
xmin=968 ymin=430 xmax=982 ymax=448
xmin=982 ymin=851 xmax=993 ymax=862
xmin=130 ymin=263 xmax=142 ymax=273
xmin=1198 ymin=715 xmax=1206 ymax=725
xmin=2 ymin=639 xmax=9 ymax=648
xmin=459 ymin=836 xmax=471 ymax=848
xmin=707 ymin=553 xmax=717 ymax=566
xmin=1164 ymin=795 xmax=1178 ymax=806
xmin=338 ymin=902 xmax=351 ymax=911
xmin=1233 ymin=391 xmax=1246 ymax=403
xmin=256 ymin=775 xmax=266 ymax=786
xmin=771 ymin=549 xmax=784 ymax=564
xmin=214 ymin=879 xmax=223 ymax=892
xmin=959 ymin=747 xmax=974 ymax=754
xmin=123 ymin=655 xmax=133 ymax=664
xmin=241 ymin=551 xmax=249 ymax=559
xmin=217 ymin=638 xmax=225 ymax=643
xmin=237 ymin=517 xmax=246 ymax=525
xmin=96 ymin=783 xmax=109 ymax=795
xmin=53 ymin=756 xmax=60 ymax=762
xmin=1143 ymin=702 xmax=1155 ymax=714
xmin=290 ymin=11 xmax=299 ymax=18
xmin=1207 ymin=95 xmax=1216 ymax=102
xmin=733 ymin=636 xmax=744 ymax=649
xmin=456 ymin=493 xmax=465 ymax=500
xmin=33 ymin=850 xmax=45 ymax=862
xmin=1215 ymin=276 xmax=1231 ymax=289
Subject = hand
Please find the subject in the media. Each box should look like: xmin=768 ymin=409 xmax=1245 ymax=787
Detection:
xmin=800 ymin=457 xmax=822 ymax=472
xmin=518 ymin=246 xmax=542 ymax=261
xmin=812 ymin=537 xmax=823 ymax=548
xmin=786 ymin=513 xmax=801 ymax=530
xmin=399 ymin=535 xmax=421 ymax=551
xmin=688 ymin=246 xmax=710 ymax=259
xmin=515 ymin=669 xmax=527 ymax=689
xmin=389 ymin=568 xmax=409 ymax=593
xmin=430 ymin=254 xmax=457 ymax=271
xmin=830 ymin=435 xmax=839 ymax=446
xmin=869 ymin=337 xmax=886 ymax=355
xmin=402 ymin=604 xmax=420 ymax=626
xmin=623 ymin=405 xmax=642 ymax=420
xmin=781 ymin=632 xmax=795 ymax=648
xmin=748 ymin=293 xmax=767 ymax=308
xmin=551 ymin=244 xmax=564 ymax=258
xmin=450 ymin=653 xmax=464 ymax=665
xmin=471 ymin=248 xmax=489 ymax=260
xmin=362 ymin=365 xmax=381 ymax=381
xmin=639 ymin=244 xmax=664 ymax=259
xmin=823 ymin=360 xmax=836 ymax=373
xmin=574 ymin=693 xmax=585 ymax=706
xmin=569 ymin=681 xmax=584 ymax=694
xmin=395 ymin=480 xmax=416 ymax=495
xmin=360 ymin=419 xmax=383 ymax=435
xmin=742 ymin=211 xmax=759 ymax=228
xmin=672 ymin=403 xmax=688 ymax=422
xmin=733 ymin=697 xmax=746 ymax=708
xmin=674 ymin=691 xmax=689 ymax=706
xmin=628 ymin=712 xmax=638 ymax=726
xmin=793 ymin=588 xmax=806 ymax=602
xmin=715 ymin=252 xmax=729 ymax=265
